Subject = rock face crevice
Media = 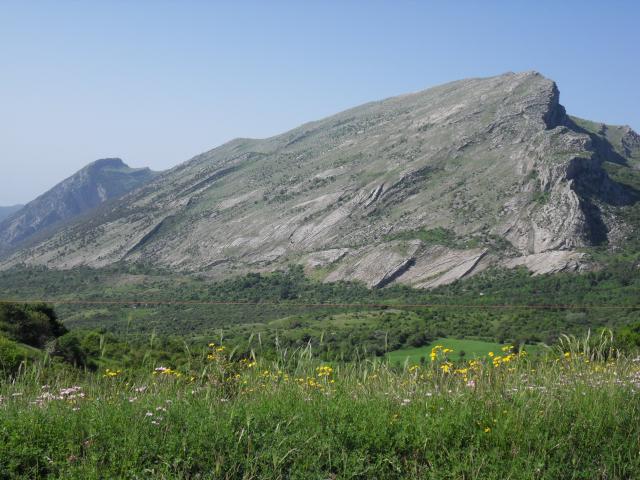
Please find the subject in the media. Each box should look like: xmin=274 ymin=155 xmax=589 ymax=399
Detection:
xmin=1 ymin=71 xmax=638 ymax=288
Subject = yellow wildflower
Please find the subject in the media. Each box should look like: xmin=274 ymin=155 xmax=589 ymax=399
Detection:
xmin=316 ymin=365 xmax=334 ymax=377
xmin=440 ymin=362 xmax=453 ymax=373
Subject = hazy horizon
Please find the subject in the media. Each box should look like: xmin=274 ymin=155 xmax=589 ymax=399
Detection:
xmin=2 ymin=1 xmax=639 ymax=205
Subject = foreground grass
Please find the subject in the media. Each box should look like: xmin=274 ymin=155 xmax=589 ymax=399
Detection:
xmin=1 ymin=340 xmax=640 ymax=479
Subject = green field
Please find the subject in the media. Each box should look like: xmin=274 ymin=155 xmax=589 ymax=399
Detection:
xmin=387 ymin=338 xmax=514 ymax=364
xmin=386 ymin=338 xmax=544 ymax=364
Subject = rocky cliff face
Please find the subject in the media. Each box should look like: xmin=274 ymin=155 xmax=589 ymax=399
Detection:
xmin=0 ymin=159 xmax=157 ymax=254
xmin=1 ymin=72 xmax=638 ymax=288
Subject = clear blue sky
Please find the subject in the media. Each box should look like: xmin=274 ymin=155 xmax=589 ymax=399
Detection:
xmin=1 ymin=1 xmax=639 ymax=204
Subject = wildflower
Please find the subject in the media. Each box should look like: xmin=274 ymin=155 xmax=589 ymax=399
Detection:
xmin=440 ymin=362 xmax=453 ymax=373
xmin=430 ymin=345 xmax=453 ymax=362
xmin=488 ymin=352 xmax=494 ymax=357
xmin=240 ymin=358 xmax=257 ymax=368
xmin=316 ymin=365 xmax=334 ymax=377
xmin=484 ymin=427 xmax=491 ymax=433
xmin=153 ymin=366 xmax=181 ymax=377
xmin=103 ymin=368 xmax=122 ymax=378
xmin=59 ymin=387 xmax=83 ymax=400
xmin=468 ymin=359 xmax=482 ymax=370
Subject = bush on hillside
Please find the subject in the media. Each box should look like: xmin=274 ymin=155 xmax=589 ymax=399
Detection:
xmin=0 ymin=336 xmax=35 ymax=374
xmin=0 ymin=303 xmax=67 ymax=348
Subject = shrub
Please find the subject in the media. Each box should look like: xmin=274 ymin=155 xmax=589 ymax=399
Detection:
xmin=0 ymin=336 xmax=29 ymax=374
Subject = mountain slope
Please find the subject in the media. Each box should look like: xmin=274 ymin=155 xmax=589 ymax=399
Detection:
xmin=0 ymin=205 xmax=23 ymax=222
xmin=1 ymin=72 xmax=638 ymax=288
xmin=0 ymin=159 xmax=157 ymax=255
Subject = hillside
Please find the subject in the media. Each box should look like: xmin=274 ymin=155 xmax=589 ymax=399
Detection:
xmin=1 ymin=72 xmax=638 ymax=288
xmin=0 ymin=159 xmax=157 ymax=255
xmin=0 ymin=205 xmax=23 ymax=222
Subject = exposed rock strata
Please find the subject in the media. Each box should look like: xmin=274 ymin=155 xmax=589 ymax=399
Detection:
xmin=1 ymin=72 xmax=638 ymax=288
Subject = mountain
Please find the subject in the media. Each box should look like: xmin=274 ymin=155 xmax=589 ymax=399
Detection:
xmin=0 ymin=205 xmax=23 ymax=222
xmin=0 ymin=159 xmax=157 ymax=255
xmin=1 ymin=72 xmax=638 ymax=288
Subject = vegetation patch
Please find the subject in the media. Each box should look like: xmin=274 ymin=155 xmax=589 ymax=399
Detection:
xmin=384 ymin=227 xmax=461 ymax=247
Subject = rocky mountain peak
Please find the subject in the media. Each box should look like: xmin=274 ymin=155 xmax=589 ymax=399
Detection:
xmin=0 ymin=158 xmax=157 ymax=254
xmin=622 ymin=126 xmax=640 ymax=159
xmin=86 ymin=158 xmax=128 ymax=170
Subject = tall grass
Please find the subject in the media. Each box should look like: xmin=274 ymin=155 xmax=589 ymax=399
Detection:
xmin=1 ymin=337 xmax=639 ymax=479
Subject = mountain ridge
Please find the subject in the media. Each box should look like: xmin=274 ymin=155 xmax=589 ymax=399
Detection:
xmin=0 ymin=205 xmax=23 ymax=222
xmin=1 ymin=72 xmax=638 ymax=288
xmin=0 ymin=158 xmax=158 ymax=255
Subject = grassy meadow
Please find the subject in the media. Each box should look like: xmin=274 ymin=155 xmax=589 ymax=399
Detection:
xmin=386 ymin=338 xmax=516 ymax=364
xmin=1 ymin=334 xmax=639 ymax=479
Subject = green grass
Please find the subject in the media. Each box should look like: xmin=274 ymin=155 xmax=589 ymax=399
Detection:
xmin=1 ymin=335 xmax=639 ymax=479
xmin=383 ymin=226 xmax=460 ymax=247
xmin=386 ymin=337 xmax=511 ymax=363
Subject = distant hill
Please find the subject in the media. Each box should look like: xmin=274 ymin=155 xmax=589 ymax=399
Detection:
xmin=0 ymin=158 xmax=157 ymax=255
xmin=1 ymin=72 xmax=639 ymax=288
xmin=0 ymin=205 xmax=23 ymax=222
